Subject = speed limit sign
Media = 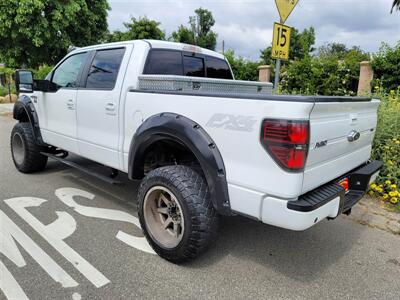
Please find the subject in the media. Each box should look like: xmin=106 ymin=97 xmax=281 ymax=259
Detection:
xmin=271 ymin=22 xmax=292 ymax=61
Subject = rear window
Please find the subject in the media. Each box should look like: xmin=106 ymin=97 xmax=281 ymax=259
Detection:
xmin=144 ymin=49 xmax=233 ymax=80
xmin=86 ymin=48 xmax=125 ymax=89
xmin=144 ymin=50 xmax=183 ymax=75
xmin=205 ymin=56 xmax=233 ymax=79
xmin=183 ymin=55 xmax=205 ymax=77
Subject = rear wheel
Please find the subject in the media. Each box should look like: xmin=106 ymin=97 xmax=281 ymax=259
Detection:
xmin=138 ymin=165 xmax=218 ymax=263
xmin=11 ymin=123 xmax=48 ymax=173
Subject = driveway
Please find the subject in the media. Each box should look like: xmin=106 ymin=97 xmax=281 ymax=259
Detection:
xmin=1 ymin=114 xmax=400 ymax=300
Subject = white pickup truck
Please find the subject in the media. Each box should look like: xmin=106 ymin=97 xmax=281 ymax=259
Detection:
xmin=12 ymin=40 xmax=382 ymax=262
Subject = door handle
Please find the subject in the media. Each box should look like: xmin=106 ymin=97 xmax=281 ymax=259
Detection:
xmin=66 ymin=99 xmax=75 ymax=110
xmin=105 ymin=102 xmax=116 ymax=115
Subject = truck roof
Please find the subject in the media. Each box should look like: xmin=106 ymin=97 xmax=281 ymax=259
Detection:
xmin=70 ymin=40 xmax=226 ymax=60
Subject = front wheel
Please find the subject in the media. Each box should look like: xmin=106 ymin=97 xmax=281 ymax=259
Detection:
xmin=10 ymin=123 xmax=48 ymax=173
xmin=138 ymin=165 xmax=218 ymax=263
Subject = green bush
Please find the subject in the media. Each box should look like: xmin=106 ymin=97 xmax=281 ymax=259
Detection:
xmin=372 ymin=42 xmax=400 ymax=92
xmin=281 ymin=47 xmax=369 ymax=96
xmin=369 ymin=90 xmax=400 ymax=206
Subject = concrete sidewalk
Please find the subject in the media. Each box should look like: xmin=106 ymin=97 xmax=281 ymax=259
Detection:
xmin=0 ymin=103 xmax=14 ymax=115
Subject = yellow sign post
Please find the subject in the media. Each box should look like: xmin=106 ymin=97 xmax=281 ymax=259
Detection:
xmin=272 ymin=0 xmax=299 ymax=92
xmin=275 ymin=0 xmax=299 ymax=24
xmin=271 ymin=23 xmax=292 ymax=61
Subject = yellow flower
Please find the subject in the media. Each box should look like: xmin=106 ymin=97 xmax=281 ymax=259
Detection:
xmin=385 ymin=180 xmax=392 ymax=185
xmin=391 ymin=184 xmax=397 ymax=190
xmin=389 ymin=191 xmax=397 ymax=197
xmin=382 ymin=194 xmax=389 ymax=200
xmin=390 ymin=197 xmax=398 ymax=204
xmin=377 ymin=187 xmax=383 ymax=193
xmin=370 ymin=183 xmax=377 ymax=189
xmin=396 ymin=140 xmax=400 ymax=145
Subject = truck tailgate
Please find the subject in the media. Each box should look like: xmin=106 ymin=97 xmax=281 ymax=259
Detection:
xmin=302 ymin=99 xmax=380 ymax=194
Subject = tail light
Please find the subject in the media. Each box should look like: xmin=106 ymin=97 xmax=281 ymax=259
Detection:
xmin=260 ymin=119 xmax=309 ymax=172
xmin=339 ymin=177 xmax=349 ymax=191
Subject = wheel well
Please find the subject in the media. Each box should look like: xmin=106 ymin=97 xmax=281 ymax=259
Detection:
xmin=142 ymin=139 xmax=203 ymax=176
xmin=14 ymin=107 xmax=29 ymax=122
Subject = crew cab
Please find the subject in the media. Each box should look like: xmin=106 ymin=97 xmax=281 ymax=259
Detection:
xmin=11 ymin=40 xmax=382 ymax=262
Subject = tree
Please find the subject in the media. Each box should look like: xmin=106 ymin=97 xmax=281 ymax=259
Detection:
xmin=289 ymin=27 xmax=316 ymax=60
xmin=106 ymin=16 xmax=165 ymax=43
xmin=171 ymin=25 xmax=195 ymax=45
xmin=372 ymin=42 xmax=400 ymax=91
xmin=392 ymin=0 xmax=400 ymax=13
xmin=318 ymin=43 xmax=348 ymax=58
xmin=260 ymin=26 xmax=315 ymax=64
xmin=0 ymin=0 xmax=109 ymax=68
xmin=171 ymin=8 xmax=217 ymax=50
xmin=224 ymin=50 xmax=260 ymax=81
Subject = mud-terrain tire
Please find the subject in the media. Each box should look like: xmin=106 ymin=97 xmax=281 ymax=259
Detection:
xmin=10 ymin=122 xmax=48 ymax=173
xmin=138 ymin=165 xmax=218 ymax=263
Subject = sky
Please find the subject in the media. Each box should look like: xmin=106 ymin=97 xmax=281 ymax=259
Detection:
xmin=107 ymin=0 xmax=400 ymax=60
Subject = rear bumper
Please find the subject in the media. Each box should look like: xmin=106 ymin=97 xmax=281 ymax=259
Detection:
xmin=259 ymin=160 xmax=382 ymax=231
xmin=288 ymin=160 xmax=382 ymax=214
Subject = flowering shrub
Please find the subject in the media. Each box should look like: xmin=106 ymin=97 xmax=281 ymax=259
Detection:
xmin=369 ymin=90 xmax=400 ymax=207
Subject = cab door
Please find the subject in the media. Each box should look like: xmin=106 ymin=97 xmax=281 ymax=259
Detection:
xmin=76 ymin=47 xmax=127 ymax=169
xmin=39 ymin=52 xmax=88 ymax=154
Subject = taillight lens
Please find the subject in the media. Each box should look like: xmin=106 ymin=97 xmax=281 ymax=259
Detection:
xmin=261 ymin=119 xmax=309 ymax=171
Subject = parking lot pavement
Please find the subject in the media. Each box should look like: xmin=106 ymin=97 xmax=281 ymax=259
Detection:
xmin=1 ymin=114 xmax=400 ymax=300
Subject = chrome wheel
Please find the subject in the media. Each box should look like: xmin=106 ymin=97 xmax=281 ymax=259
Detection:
xmin=143 ymin=186 xmax=184 ymax=248
xmin=12 ymin=132 xmax=25 ymax=165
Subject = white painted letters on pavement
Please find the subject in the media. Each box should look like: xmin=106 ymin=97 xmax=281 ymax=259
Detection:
xmin=4 ymin=197 xmax=110 ymax=288
xmin=55 ymin=187 xmax=155 ymax=254
xmin=0 ymin=210 xmax=78 ymax=299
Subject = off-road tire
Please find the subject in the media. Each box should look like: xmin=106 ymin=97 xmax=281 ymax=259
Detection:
xmin=138 ymin=165 xmax=218 ymax=263
xmin=10 ymin=122 xmax=48 ymax=173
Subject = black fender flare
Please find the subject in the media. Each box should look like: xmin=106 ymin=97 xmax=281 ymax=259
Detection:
xmin=128 ymin=113 xmax=232 ymax=216
xmin=13 ymin=95 xmax=45 ymax=146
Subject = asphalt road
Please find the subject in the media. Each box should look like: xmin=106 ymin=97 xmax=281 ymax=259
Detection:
xmin=1 ymin=114 xmax=400 ymax=300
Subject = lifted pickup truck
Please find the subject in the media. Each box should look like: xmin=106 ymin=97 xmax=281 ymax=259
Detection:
xmin=12 ymin=40 xmax=382 ymax=262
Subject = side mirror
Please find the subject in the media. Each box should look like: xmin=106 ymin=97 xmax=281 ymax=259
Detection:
xmin=15 ymin=70 xmax=34 ymax=93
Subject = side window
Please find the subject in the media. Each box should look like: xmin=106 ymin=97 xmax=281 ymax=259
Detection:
xmin=183 ymin=56 xmax=205 ymax=77
xmin=144 ymin=50 xmax=183 ymax=75
xmin=52 ymin=52 xmax=87 ymax=88
xmin=205 ymin=56 xmax=233 ymax=79
xmin=86 ymin=48 xmax=125 ymax=89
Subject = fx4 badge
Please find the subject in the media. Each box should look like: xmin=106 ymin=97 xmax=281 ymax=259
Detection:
xmin=347 ymin=130 xmax=361 ymax=142
xmin=206 ymin=114 xmax=256 ymax=132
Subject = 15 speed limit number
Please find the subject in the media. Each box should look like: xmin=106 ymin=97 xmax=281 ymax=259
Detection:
xmin=272 ymin=22 xmax=292 ymax=61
